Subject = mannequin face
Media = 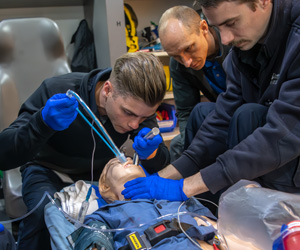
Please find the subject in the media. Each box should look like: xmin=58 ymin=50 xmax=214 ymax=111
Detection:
xmin=99 ymin=157 xmax=146 ymax=202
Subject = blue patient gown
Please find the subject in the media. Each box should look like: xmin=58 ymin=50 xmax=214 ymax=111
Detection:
xmin=83 ymin=197 xmax=216 ymax=250
xmin=46 ymin=197 xmax=216 ymax=250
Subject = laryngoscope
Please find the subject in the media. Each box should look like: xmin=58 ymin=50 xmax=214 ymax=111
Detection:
xmin=133 ymin=127 xmax=160 ymax=165
xmin=66 ymin=89 xmax=126 ymax=164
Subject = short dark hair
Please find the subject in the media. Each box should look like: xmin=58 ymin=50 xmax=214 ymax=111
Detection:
xmin=194 ymin=0 xmax=258 ymax=10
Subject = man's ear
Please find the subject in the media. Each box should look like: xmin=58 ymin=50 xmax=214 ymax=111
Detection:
xmin=101 ymin=80 xmax=113 ymax=98
xmin=260 ymin=0 xmax=272 ymax=9
xmin=200 ymin=19 xmax=209 ymax=36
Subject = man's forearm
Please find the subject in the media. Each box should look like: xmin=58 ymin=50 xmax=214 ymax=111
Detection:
xmin=158 ymin=164 xmax=183 ymax=179
xmin=183 ymin=172 xmax=209 ymax=197
xmin=158 ymin=165 xmax=209 ymax=198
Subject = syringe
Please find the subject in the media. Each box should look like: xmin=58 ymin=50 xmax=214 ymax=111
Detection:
xmin=133 ymin=127 xmax=160 ymax=165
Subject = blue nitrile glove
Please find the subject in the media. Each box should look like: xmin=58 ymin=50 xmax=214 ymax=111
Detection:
xmin=42 ymin=93 xmax=78 ymax=131
xmin=133 ymin=127 xmax=163 ymax=159
xmin=121 ymin=175 xmax=188 ymax=201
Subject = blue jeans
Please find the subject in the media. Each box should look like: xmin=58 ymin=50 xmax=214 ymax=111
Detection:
xmin=17 ymin=165 xmax=69 ymax=250
xmin=44 ymin=202 xmax=114 ymax=250
xmin=44 ymin=202 xmax=75 ymax=250
xmin=185 ymin=102 xmax=268 ymax=149
xmin=0 ymin=224 xmax=16 ymax=250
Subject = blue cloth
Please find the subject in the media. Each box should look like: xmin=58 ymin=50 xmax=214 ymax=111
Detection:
xmin=45 ymin=202 xmax=75 ymax=250
xmin=0 ymin=224 xmax=16 ymax=250
xmin=18 ymin=165 xmax=67 ymax=250
xmin=203 ymin=60 xmax=226 ymax=94
xmin=91 ymin=184 xmax=107 ymax=208
xmin=84 ymin=197 xmax=216 ymax=250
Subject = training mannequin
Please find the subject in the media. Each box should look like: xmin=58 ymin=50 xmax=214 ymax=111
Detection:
xmin=78 ymin=158 xmax=217 ymax=250
xmin=45 ymin=157 xmax=217 ymax=249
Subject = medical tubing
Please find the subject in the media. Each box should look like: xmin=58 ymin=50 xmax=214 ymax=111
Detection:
xmin=90 ymin=119 xmax=96 ymax=183
xmin=0 ymin=191 xmax=194 ymax=232
xmin=66 ymin=89 xmax=120 ymax=156
xmin=65 ymin=210 xmax=200 ymax=233
xmin=0 ymin=192 xmax=213 ymax=233
xmin=0 ymin=191 xmax=54 ymax=225
xmin=177 ymin=198 xmax=229 ymax=250
xmin=66 ymin=89 xmax=126 ymax=163
xmin=75 ymin=123 xmax=97 ymax=226
xmin=0 ymin=192 xmax=227 ymax=250
xmin=177 ymin=201 xmax=205 ymax=250
xmin=77 ymin=185 xmax=93 ymax=225
xmin=77 ymin=200 xmax=90 ymax=224
xmin=77 ymin=108 xmax=115 ymax=157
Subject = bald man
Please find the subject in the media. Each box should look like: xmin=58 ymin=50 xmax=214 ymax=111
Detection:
xmin=158 ymin=6 xmax=230 ymax=161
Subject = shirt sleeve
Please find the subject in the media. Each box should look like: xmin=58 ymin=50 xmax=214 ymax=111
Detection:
xmin=0 ymin=81 xmax=55 ymax=170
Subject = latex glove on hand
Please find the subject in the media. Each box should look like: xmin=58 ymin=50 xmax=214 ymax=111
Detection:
xmin=133 ymin=127 xmax=163 ymax=160
xmin=42 ymin=93 xmax=78 ymax=131
xmin=121 ymin=175 xmax=188 ymax=201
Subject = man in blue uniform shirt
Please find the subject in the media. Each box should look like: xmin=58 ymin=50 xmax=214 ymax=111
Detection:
xmin=122 ymin=0 xmax=300 ymax=202
xmin=158 ymin=6 xmax=230 ymax=161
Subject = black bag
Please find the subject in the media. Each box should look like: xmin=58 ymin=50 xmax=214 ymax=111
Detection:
xmin=70 ymin=19 xmax=97 ymax=72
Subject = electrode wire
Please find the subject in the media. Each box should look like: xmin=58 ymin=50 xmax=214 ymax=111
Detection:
xmin=177 ymin=198 xmax=229 ymax=250
xmin=0 ymin=191 xmax=228 ymax=250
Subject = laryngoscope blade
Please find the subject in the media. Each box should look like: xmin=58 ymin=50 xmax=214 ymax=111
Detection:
xmin=133 ymin=127 xmax=160 ymax=165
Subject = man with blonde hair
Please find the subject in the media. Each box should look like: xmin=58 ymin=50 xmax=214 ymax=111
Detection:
xmin=0 ymin=52 xmax=170 ymax=249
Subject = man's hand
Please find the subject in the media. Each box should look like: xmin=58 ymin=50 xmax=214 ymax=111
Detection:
xmin=133 ymin=127 xmax=163 ymax=159
xmin=42 ymin=93 xmax=78 ymax=131
xmin=121 ymin=175 xmax=188 ymax=201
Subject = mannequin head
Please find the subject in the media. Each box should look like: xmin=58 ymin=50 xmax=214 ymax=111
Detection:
xmin=99 ymin=157 xmax=146 ymax=203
